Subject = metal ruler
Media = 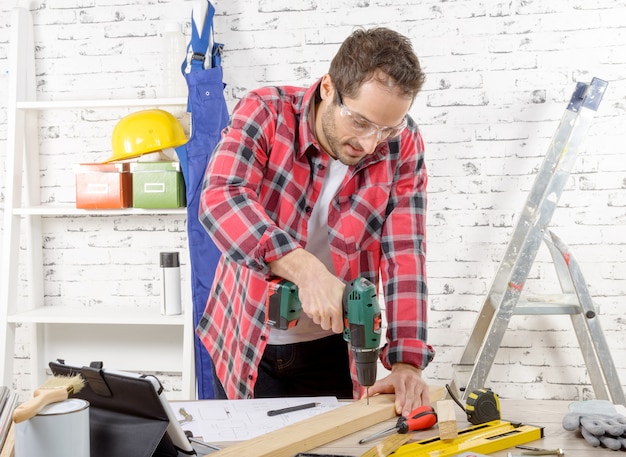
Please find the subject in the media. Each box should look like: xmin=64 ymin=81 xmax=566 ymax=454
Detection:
xmin=449 ymin=77 xmax=625 ymax=405
xmin=391 ymin=420 xmax=543 ymax=457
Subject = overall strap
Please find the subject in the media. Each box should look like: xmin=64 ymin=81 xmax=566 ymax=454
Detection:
xmin=183 ymin=1 xmax=216 ymax=73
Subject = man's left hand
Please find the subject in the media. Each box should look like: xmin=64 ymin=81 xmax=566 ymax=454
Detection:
xmin=366 ymin=363 xmax=429 ymax=417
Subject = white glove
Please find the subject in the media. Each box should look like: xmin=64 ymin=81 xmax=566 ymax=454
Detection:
xmin=563 ymin=412 xmax=626 ymax=450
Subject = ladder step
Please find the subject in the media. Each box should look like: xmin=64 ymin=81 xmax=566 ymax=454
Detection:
xmin=488 ymin=293 xmax=594 ymax=315
xmin=514 ymin=303 xmax=581 ymax=315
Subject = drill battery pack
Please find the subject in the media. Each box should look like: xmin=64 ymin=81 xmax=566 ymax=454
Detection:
xmin=265 ymin=278 xmax=302 ymax=330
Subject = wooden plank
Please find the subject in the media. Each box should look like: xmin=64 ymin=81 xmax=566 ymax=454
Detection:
xmin=206 ymin=394 xmax=397 ymax=457
xmin=436 ymin=399 xmax=458 ymax=440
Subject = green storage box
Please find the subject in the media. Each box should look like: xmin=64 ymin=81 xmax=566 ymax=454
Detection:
xmin=130 ymin=161 xmax=186 ymax=208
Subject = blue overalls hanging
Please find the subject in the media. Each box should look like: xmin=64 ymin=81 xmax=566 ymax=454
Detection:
xmin=176 ymin=1 xmax=229 ymax=399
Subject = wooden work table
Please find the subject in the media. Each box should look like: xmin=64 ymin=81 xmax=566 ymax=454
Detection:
xmin=0 ymin=399 xmax=618 ymax=457
xmin=301 ymin=399 xmax=617 ymax=457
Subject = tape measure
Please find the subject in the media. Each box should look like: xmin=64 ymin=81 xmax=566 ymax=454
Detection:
xmin=465 ymin=388 xmax=501 ymax=425
xmin=445 ymin=384 xmax=501 ymax=425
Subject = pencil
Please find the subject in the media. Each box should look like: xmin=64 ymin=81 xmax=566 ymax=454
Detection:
xmin=266 ymin=402 xmax=319 ymax=416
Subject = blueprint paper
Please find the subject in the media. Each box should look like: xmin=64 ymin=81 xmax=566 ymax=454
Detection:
xmin=170 ymin=396 xmax=344 ymax=442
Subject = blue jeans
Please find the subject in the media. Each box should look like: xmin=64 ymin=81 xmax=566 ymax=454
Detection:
xmin=212 ymin=334 xmax=353 ymax=399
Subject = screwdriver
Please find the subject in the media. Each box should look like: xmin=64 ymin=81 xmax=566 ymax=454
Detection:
xmin=358 ymin=405 xmax=438 ymax=444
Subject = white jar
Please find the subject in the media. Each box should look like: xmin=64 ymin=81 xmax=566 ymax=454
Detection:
xmin=161 ymin=21 xmax=188 ymax=98
xmin=15 ymin=398 xmax=90 ymax=457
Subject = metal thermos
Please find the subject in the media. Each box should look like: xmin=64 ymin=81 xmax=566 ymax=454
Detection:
xmin=160 ymin=252 xmax=181 ymax=315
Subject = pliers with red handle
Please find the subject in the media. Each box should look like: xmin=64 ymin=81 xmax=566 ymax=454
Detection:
xmin=358 ymin=405 xmax=438 ymax=444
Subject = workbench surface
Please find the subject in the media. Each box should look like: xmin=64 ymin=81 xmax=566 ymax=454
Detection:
xmin=2 ymin=399 xmax=615 ymax=457
xmin=306 ymin=399 xmax=618 ymax=457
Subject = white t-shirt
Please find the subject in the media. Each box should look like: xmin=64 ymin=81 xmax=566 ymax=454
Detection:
xmin=267 ymin=158 xmax=349 ymax=345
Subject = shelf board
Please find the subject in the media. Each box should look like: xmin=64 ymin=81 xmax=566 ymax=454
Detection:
xmin=8 ymin=306 xmax=186 ymax=325
xmin=14 ymin=205 xmax=187 ymax=216
xmin=16 ymin=98 xmax=188 ymax=110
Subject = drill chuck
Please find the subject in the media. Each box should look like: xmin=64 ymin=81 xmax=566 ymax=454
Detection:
xmin=352 ymin=348 xmax=379 ymax=387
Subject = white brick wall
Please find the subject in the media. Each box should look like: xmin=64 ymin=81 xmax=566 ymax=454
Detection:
xmin=1 ymin=0 xmax=625 ymax=402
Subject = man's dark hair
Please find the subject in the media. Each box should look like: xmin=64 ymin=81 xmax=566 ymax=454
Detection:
xmin=328 ymin=27 xmax=425 ymax=102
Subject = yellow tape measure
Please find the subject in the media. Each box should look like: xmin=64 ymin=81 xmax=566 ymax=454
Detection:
xmin=445 ymin=384 xmax=501 ymax=425
xmin=466 ymin=388 xmax=501 ymax=425
xmin=391 ymin=420 xmax=544 ymax=457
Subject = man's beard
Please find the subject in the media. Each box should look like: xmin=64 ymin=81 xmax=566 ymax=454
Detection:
xmin=320 ymin=104 xmax=364 ymax=167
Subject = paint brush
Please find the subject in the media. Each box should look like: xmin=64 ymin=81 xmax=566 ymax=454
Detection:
xmin=12 ymin=374 xmax=85 ymax=423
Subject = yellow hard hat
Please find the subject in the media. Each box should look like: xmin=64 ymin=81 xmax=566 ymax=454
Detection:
xmin=104 ymin=109 xmax=187 ymax=162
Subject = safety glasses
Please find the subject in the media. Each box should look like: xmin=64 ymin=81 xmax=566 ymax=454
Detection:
xmin=336 ymin=90 xmax=407 ymax=141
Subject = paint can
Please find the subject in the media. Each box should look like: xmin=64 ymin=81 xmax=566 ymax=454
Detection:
xmin=15 ymin=398 xmax=90 ymax=457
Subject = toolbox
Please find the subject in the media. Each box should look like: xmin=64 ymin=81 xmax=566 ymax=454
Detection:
xmin=130 ymin=161 xmax=186 ymax=209
xmin=75 ymin=162 xmax=132 ymax=209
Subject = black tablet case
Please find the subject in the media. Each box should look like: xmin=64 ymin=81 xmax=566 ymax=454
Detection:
xmin=49 ymin=360 xmax=185 ymax=457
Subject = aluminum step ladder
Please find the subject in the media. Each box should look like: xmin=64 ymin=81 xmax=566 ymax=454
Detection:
xmin=449 ymin=77 xmax=625 ymax=405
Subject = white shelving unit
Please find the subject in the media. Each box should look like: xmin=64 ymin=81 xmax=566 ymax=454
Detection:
xmin=1 ymin=7 xmax=195 ymax=400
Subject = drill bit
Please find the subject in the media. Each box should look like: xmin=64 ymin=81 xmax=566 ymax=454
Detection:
xmin=367 ymin=387 xmax=370 ymax=405
xmin=513 ymin=445 xmax=564 ymax=456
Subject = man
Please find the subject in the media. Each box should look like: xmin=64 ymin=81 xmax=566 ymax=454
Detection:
xmin=196 ymin=27 xmax=435 ymax=417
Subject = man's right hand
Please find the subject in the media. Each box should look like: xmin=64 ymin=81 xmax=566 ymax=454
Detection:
xmin=298 ymin=270 xmax=345 ymax=334
xmin=268 ymin=248 xmax=345 ymax=334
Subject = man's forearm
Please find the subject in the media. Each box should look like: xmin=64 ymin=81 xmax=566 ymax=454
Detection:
xmin=268 ymin=248 xmax=326 ymax=285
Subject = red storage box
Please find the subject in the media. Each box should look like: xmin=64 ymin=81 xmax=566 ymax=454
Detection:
xmin=75 ymin=163 xmax=132 ymax=209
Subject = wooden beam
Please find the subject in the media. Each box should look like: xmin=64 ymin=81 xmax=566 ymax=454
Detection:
xmin=436 ymin=399 xmax=458 ymax=440
xmin=206 ymin=394 xmax=397 ymax=457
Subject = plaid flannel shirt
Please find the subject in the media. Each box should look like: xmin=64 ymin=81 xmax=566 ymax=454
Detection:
xmin=196 ymin=79 xmax=435 ymax=399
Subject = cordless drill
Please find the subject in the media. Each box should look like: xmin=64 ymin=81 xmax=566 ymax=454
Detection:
xmin=266 ymin=277 xmax=382 ymax=400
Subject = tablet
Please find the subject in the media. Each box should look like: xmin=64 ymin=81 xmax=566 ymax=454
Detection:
xmin=104 ymin=368 xmax=195 ymax=455
xmin=49 ymin=360 xmax=196 ymax=456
